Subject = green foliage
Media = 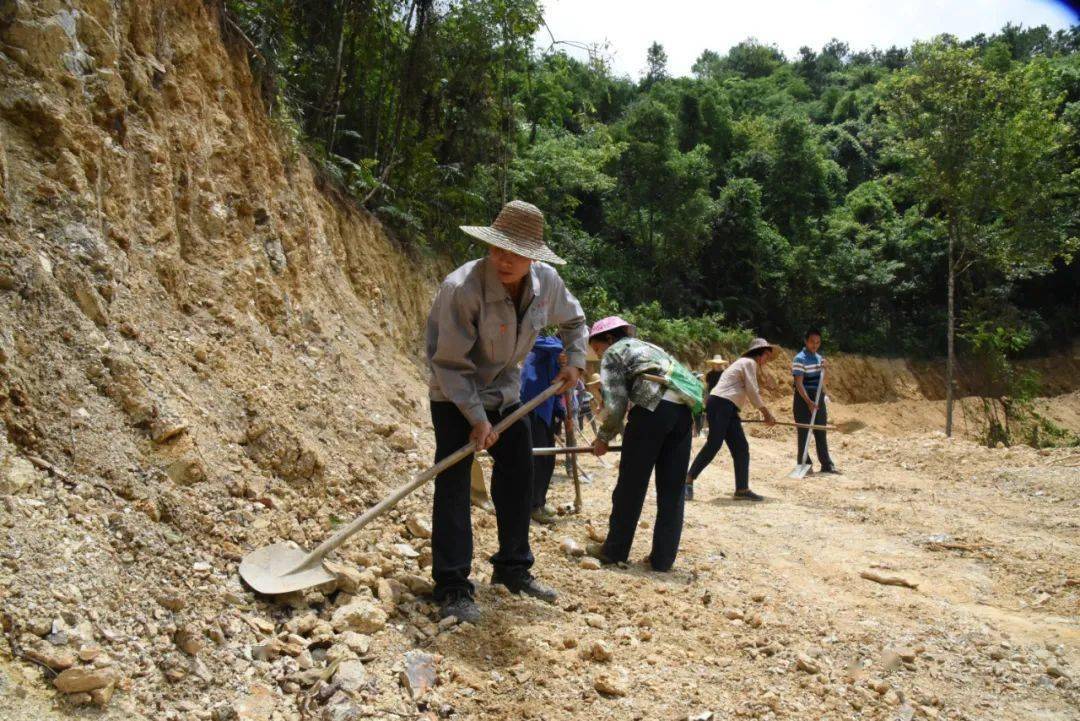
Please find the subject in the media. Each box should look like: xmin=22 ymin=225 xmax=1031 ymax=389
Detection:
xmin=220 ymin=8 xmax=1080 ymax=363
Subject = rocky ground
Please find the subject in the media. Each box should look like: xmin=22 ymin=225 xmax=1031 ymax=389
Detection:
xmin=1 ymin=396 xmax=1077 ymax=721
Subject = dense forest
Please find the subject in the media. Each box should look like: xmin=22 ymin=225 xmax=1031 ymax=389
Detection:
xmin=222 ymin=1 xmax=1078 ymax=370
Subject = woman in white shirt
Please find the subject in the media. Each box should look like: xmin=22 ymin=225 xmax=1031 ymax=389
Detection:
xmin=684 ymin=338 xmax=777 ymax=501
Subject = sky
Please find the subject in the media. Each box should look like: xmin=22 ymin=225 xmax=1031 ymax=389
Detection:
xmin=537 ymin=0 xmax=1080 ymax=78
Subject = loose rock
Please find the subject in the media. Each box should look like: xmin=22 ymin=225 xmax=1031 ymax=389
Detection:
xmin=53 ymin=667 xmax=116 ymax=693
xmin=401 ymin=650 xmax=438 ymax=699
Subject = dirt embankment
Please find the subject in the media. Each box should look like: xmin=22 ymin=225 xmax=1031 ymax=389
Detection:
xmin=754 ymin=346 xmax=1080 ymax=405
xmin=1 ymin=1 xmax=440 ymax=718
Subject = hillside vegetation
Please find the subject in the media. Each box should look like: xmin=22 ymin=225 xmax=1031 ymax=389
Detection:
xmin=226 ymin=2 xmax=1078 ymax=364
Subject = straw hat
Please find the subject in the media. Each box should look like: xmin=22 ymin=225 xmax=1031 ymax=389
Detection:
xmin=460 ymin=200 xmax=565 ymax=265
xmin=588 ymin=315 xmax=637 ymax=340
xmin=708 ymin=354 xmax=727 ymax=366
xmin=585 ymin=373 xmax=601 ymax=386
xmin=742 ymin=338 xmax=774 ymax=357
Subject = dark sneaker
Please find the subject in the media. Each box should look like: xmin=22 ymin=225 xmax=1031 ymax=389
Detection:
xmin=491 ymin=571 xmax=558 ymax=604
xmin=820 ymin=465 xmax=842 ymax=475
xmin=439 ymin=589 xmax=480 ymax=624
xmin=585 ymin=542 xmax=618 ymax=565
xmin=733 ymin=489 xmax=765 ymax=502
xmin=531 ymin=506 xmax=557 ymax=525
xmin=684 ymin=483 xmax=695 ymax=501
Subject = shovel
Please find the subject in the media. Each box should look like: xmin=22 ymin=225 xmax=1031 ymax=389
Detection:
xmin=788 ymin=367 xmax=826 ymax=479
xmin=239 ymin=382 xmax=564 ymax=595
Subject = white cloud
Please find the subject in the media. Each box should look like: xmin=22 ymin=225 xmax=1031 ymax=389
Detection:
xmin=536 ymin=0 xmax=1078 ymax=77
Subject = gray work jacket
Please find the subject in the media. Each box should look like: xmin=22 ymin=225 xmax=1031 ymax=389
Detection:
xmin=425 ymin=257 xmax=587 ymax=426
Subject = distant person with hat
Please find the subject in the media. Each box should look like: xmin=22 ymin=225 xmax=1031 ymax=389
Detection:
xmin=586 ymin=317 xmax=702 ymax=571
xmin=792 ymin=327 xmax=840 ymax=474
xmin=694 ymin=354 xmax=729 ymax=445
xmin=575 ymin=376 xmax=598 ymax=435
xmin=426 ymin=200 xmax=586 ymax=623
xmin=685 ymin=338 xmax=777 ymax=502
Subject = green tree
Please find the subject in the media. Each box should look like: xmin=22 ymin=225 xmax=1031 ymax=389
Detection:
xmin=884 ymin=40 xmax=1077 ymax=435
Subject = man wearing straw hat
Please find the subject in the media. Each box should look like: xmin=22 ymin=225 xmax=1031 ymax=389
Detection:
xmin=426 ymin=200 xmax=587 ymax=623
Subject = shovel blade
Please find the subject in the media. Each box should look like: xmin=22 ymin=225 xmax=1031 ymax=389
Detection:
xmin=239 ymin=542 xmax=337 ymax=595
xmin=787 ymin=463 xmax=812 ymax=479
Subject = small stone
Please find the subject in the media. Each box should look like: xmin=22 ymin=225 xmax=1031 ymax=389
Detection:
xmin=399 ymin=573 xmax=434 ymax=596
xmin=401 ymin=650 xmax=438 ymax=699
xmin=723 ymin=608 xmax=743 ymax=621
xmin=406 ymin=514 xmax=432 ymax=539
xmin=1046 ymin=665 xmax=1068 ymax=679
xmin=391 ymin=543 xmax=419 ymax=559
xmin=560 ymin=538 xmax=585 ymax=557
xmin=585 ymin=613 xmax=606 ymax=629
xmin=437 ymin=617 xmax=458 ymax=633
xmin=331 ymin=600 xmax=387 ymax=633
xmin=235 ymin=683 xmax=276 ymax=721
xmin=325 ymin=562 xmax=364 ymax=594
xmin=796 ymin=654 xmax=821 ymax=674
xmin=389 ymin=429 xmax=418 ymax=452
xmin=587 ymin=641 xmax=613 ymax=662
xmin=882 ymin=649 xmax=903 ymax=672
xmin=89 ymin=679 xmax=116 ymax=707
xmin=593 ymin=672 xmax=628 ymax=697
xmin=562 ymin=635 xmax=578 ymax=649
xmin=334 ymin=659 xmax=368 ymax=693
xmin=897 ymin=646 xmax=918 ymax=662
xmin=78 ymin=645 xmax=102 ymax=662
xmin=339 ymin=631 xmax=371 ymax=655
xmin=155 ymin=592 xmax=186 ymax=611
xmin=53 ymin=667 xmax=115 ymax=693
xmin=175 ymin=624 xmax=205 ymax=655
xmin=579 ymin=557 xmax=602 ymax=570
xmin=687 ymin=713 xmax=714 ymax=721
xmin=24 ymin=645 xmax=76 ymax=671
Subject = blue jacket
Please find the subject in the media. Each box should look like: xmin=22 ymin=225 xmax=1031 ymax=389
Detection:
xmin=521 ymin=336 xmax=565 ymax=425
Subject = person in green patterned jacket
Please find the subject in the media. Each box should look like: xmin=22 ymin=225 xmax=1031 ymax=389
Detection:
xmin=587 ymin=316 xmax=699 ymax=571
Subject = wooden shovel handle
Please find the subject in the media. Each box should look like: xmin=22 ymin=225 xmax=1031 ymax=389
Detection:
xmin=744 ymin=419 xmax=835 ymax=431
xmin=296 ymin=382 xmax=564 ymax=568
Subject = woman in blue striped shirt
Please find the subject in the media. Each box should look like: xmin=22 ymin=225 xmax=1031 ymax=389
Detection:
xmin=792 ymin=328 xmax=840 ymax=474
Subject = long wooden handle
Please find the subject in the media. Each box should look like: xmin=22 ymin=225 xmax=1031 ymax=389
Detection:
xmin=745 ymin=419 xmax=834 ymax=431
xmin=798 ymin=366 xmax=826 ymax=463
xmin=296 ymin=382 xmax=564 ymax=568
xmin=564 ymin=391 xmax=583 ymax=513
xmin=534 ymin=444 xmax=623 ymax=456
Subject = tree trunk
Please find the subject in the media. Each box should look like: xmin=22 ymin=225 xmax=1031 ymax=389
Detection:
xmin=945 ymin=225 xmax=955 ymax=437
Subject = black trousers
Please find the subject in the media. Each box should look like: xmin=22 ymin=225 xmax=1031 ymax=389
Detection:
xmin=687 ymin=396 xmax=750 ymax=491
xmin=430 ymin=401 xmax=534 ymax=600
xmin=793 ymin=393 xmax=833 ymax=467
xmin=602 ymin=400 xmax=692 ymax=571
xmin=529 ymin=411 xmax=556 ymax=509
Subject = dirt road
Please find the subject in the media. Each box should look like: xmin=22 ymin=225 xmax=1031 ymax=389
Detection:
xmin=426 ymin=411 xmax=1079 ymax=720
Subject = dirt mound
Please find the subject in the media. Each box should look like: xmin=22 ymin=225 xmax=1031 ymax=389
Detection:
xmin=755 ymin=346 xmax=1080 ymax=405
xmin=1 ymin=1 xmax=440 ymax=718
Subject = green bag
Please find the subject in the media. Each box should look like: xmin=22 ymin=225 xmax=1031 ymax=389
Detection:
xmin=660 ymin=360 xmax=705 ymax=415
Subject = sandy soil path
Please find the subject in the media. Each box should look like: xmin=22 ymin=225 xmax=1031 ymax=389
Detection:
xmin=426 ymin=418 xmax=1079 ymax=721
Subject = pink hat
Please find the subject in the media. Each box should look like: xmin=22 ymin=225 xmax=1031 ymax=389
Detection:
xmin=588 ymin=315 xmax=636 ymax=340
